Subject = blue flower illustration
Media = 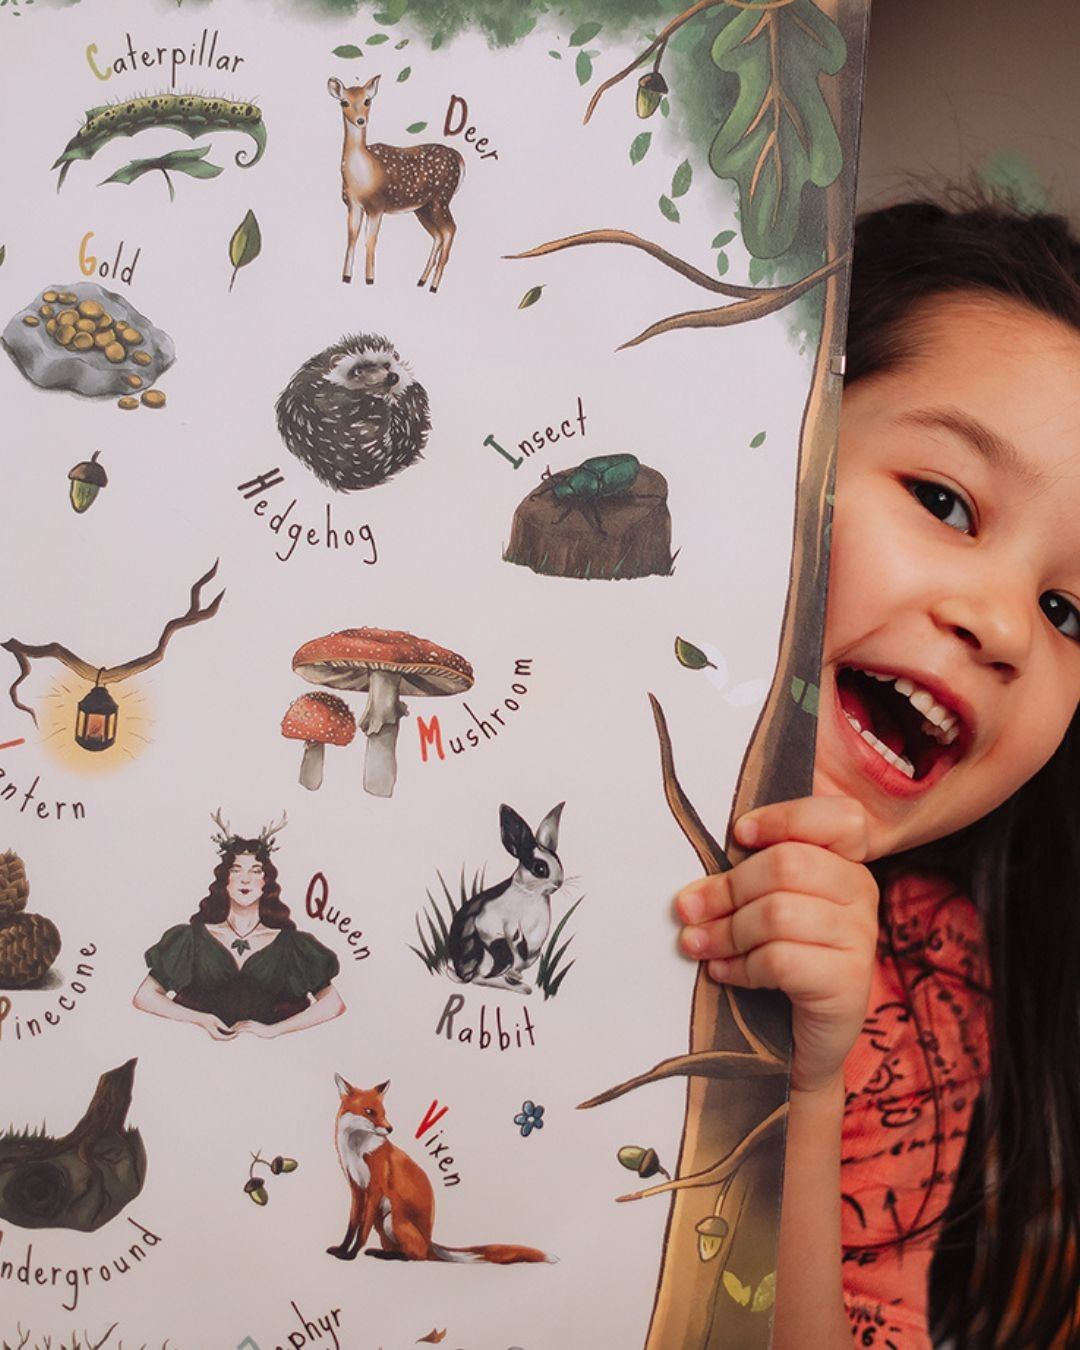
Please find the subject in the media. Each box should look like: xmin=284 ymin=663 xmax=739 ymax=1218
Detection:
xmin=514 ymin=1100 xmax=545 ymax=1137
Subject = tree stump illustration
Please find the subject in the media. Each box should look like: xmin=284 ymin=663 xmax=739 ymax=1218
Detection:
xmin=505 ymin=462 xmax=673 ymax=580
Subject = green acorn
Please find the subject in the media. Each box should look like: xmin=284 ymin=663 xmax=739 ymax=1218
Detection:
xmin=636 ymin=71 xmax=668 ymax=119
xmin=243 ymin=1176 xmax=269 ymax=1205
xmin=68 ymin=451 xmax=107 ymax=513
xmin=270 ymin=1155 xmax=298 ymax=1175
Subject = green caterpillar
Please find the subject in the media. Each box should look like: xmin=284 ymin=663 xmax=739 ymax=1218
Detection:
xmin=52 ymin=94 xmax=266 ymax=191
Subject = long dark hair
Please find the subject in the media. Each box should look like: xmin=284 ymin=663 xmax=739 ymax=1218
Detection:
xmin=846 ymin=199 xmax=1080 ymax=1346
xmin=191 ymin=838 xmax=295 ymax=930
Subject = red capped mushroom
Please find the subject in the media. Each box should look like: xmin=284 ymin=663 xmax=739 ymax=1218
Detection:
xmin=281 ymin=691 xmax=356 ymax=790
xmin=291 ymin=628 xmax=474 ymax=797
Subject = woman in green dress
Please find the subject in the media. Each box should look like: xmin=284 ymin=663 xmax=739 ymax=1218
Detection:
xmin=133 ymin=826 xmax=345 ymax=1040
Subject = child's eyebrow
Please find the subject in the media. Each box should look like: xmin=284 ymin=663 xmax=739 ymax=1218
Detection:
xmin=898 ymin=408 xmax=1042 ymax=487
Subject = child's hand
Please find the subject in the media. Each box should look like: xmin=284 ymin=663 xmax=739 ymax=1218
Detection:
xmin=676 ymin=796 xmax=879 ymax=1096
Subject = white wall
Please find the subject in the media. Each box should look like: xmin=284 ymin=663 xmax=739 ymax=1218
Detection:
xmin=858 ymin=0 xmax=1080 ymax=220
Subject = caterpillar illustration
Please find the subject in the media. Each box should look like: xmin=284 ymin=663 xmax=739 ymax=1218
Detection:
xmin=52 ymin=94 xmax=267 ymax=191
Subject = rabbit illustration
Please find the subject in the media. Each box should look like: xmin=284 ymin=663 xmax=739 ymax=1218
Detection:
xmin=447 ymin=803 xmax=565 ymax=994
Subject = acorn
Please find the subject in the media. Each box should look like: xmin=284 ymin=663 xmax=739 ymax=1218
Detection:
xmin=617 ymin=1144 xmax=667 ymax=1179
xmin=68 ymin=451 xmax=107 ymax=513
xmin=695 ymin=1214 xmax=729 ymax=1261
xmin=243 ymin=1176 xmax=268 ymax=1205
xmin=270 ymin=1155 xmax=298 ymax=1175
xmin=636 ymin=71 xmax=668 ymax=119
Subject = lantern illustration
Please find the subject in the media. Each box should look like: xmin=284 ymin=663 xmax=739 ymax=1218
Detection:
xmin=75 ymin=679 xmax=118 ymax=752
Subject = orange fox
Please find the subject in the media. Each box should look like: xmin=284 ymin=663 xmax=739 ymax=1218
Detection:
xmin=328 ymin=1076 xmax=556 ymax=1264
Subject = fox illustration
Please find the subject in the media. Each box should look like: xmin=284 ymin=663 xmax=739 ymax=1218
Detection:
xmin=328 ymin=1077 xmax=556 ymax=1264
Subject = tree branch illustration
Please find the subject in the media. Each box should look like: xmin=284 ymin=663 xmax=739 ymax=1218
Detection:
xmin=509 ymin=229 xmax=847 ymax=348
xmin=583 ymin=0 xmax=798 ymax=125
xmin=2 ymin=560 xmax=224 ymax=724
xmin=615 ymin=1104 xmax=788 ymax=1203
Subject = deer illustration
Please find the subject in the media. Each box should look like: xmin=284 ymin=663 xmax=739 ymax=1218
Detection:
xmin=328 ymin=75 xmax=465 ymax=292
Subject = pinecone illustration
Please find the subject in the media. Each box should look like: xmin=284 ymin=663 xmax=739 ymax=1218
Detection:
xmin=0 ymin=851 xmax=62 ymax=987
xmin=0 ymin=849 xmax=29 ymax=919
xmin=0 ymin=913 xmax=61 ymax=987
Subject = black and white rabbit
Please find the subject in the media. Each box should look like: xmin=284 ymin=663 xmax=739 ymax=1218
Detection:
xmin=447 ymin=803 xmax=564 ymax=994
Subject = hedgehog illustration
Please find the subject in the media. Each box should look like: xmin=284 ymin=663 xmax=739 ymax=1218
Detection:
xmin=275 ymin=333 xmax=431 ymax=492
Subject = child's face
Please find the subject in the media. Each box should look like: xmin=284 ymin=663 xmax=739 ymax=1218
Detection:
xmin=815 ymin=294 xmax=1080 ymax=860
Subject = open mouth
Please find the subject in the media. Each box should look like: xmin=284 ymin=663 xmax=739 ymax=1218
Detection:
xmin=836 ymin=667 xmax=964 ymax=782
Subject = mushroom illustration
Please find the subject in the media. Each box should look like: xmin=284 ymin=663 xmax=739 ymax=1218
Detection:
xmin=291 ymin=628 xmax=474 ymax=798
xmin=281 ymin=691 xmax=356 ymax=790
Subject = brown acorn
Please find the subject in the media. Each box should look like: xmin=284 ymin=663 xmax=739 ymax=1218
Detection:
xmin=68 ymin=451 xmax=108 ymax=513
xmin=636 ymin=71 xmax=668 ymax=119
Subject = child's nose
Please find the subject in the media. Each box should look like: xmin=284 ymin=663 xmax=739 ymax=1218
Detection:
xmin=931 ymin=587 xmax=1031 ymax=677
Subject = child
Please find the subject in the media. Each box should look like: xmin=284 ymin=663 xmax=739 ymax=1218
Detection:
xmin=677 ymin=201 xmax=1080 ymax=1348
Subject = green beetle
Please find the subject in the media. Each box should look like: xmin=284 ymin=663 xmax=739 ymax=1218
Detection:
xmin=535 ymin=454 xmax=642 ymax=534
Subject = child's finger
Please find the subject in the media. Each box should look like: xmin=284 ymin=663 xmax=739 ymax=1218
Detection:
xmin=725 ymin=840 xmax=878 ymax=916
xmin=684 ymin=890 xmax=857 ymax=963
xmin=735 ymin=795 xmax=870 ymax=861
xmin=705 ymin=938 xmax=849 ymax=994
xmin=675 ymin=872 xmax=734 ymax=925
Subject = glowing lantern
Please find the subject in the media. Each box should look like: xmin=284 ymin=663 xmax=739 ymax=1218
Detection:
xmin=75 ymin=681 xmax=118 ymax=752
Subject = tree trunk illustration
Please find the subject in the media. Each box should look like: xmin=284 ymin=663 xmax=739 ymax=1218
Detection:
xmin=563 ymin=1 xmax=869 ymax=1343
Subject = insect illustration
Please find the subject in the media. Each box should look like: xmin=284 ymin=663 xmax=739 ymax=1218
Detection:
xmin=447 ymin=804 xmax=564 ymax=994
xmin=328 ymin=75 xmax=464 ymax=291
xmin=534 ymin=454 xmax=643 ymax=534
xmin=52 ymin=94 xmax=267 ymax=192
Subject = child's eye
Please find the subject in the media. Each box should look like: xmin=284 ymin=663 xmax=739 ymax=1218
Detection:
xmin=1040 ymin=593 xmax=1080 ymax=640
xmin=908 ymin=480 xmax=974 ymax=533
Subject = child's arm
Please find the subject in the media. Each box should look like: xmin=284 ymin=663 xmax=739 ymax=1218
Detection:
xmin=676 ymin=796 xmax=879 ymax=1349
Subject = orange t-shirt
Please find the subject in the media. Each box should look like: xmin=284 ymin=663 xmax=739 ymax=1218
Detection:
xmin=842 ymin=874 xmax=991 ymax=1347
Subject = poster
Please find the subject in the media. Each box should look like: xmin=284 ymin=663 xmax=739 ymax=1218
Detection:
xmin=0 ymin=1 xmax=869 ymax=1346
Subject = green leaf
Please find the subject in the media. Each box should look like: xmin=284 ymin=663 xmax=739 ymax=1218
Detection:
xmin=569 ymin=20 xmax=602 ymax=45
xmin=397 ymin=66 xmax=412 ymax=81
xmin=395 ymin=38 xmax=409 ymax=49
xmin=749 ymin=430 xmax=765 ymax=447
xmin=791 ymin=676 xmax=806 ymax=703
xmin=711 ymin=229 xmax=736 ymax=248
xmin=101 ymin=146 xmax=224 ymax=197
xmin=715 ymin=250 xmax=730 ymax=276
xmin=710 ymin=0 xmax=845 ymax=257
xmin=332 ymin=43 xmax=364 ymax=58
xmin=228 ymin=208 xmax=262 ymax=292
xmin=660 ymin=95 xmax=670 ymax=117
xmin=674 ymin=636 xmax=715 ymax=671
xmin=518 ymin=285 xmax=544 ymax=309
xmin=629 ymin=131 xmax=651 ymax=164
xmin=549 ymin=49 xmax=562 ymax=58
xmin=366 ymin=33 xmax=390 ymax=45
xmin=406 ymin=121 xmax=428 ymax=134
xmin=659 ymin=194 xmax=680 ymax=223
xmin=431 ymin=31 xmax=444 ymax=49
xmin=0 ymin=245 xmax=5 ymax=268
xmin=373 ymin=0 xmax=408 ymax=22
xmin=671 ymin=159 xmax=693 ymax=198
xmin=575 ymin=49 xmax=593 ymax=84
xmin=752 ymin=1271 xmax=777 ymax=1314
xmin=801 ymin=682 xmax=819 ymax=716
xmin=748 ymin=256 xmax=773 ymax=285
xmin=722 ymin=1270 xmax=752 ymax=1307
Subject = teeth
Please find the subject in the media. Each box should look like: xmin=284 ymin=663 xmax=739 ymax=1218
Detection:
xmin=861 ymin=670 xmax=961 ymax=747
xmin=852 ymin=722 xmax=915 ymax=778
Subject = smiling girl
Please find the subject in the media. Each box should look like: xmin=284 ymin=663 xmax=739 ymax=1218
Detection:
xmin=678 ymin=202 xmax=1080 ymax=1347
